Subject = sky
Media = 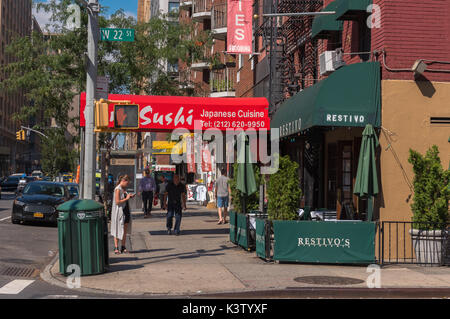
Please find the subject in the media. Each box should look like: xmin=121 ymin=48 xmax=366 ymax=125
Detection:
xmin=33 ymin=0 xmax=138 ymax=30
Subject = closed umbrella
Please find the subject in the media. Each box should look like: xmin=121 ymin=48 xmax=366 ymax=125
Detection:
xmin=354 ymin=124 xmax=379 ymax=221
xmin=236 ymin=133 xmax=257 ymax=213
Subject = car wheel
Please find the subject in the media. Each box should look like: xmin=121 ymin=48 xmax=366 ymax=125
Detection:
xmin=11 ymin=218 xmax=21 ymax=224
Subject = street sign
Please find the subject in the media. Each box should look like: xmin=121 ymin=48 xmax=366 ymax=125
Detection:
xmin=96 ymin=76 xmax=109 ymax=99
xmin=100 ymin=28 xmax=134 ymax=42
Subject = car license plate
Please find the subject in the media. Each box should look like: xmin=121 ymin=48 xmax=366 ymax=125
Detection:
xmin=33 ymin=213 xmax=44 ymax=218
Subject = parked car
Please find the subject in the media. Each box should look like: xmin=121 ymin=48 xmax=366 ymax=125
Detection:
xmin=16 ymin=176 xmax=39 ymax=194
xmin=1 ymin=175 xmax=22 ymax=192
xmin=64 ymin=182 xmax=79 ymax=200
xmin=11 ymin=181 xmax=76 ymax=225
xmin=31 ymin=170 xmax=43 ymax=179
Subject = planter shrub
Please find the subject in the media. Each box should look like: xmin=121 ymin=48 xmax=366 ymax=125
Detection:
xmin=408 ymin=145 xmax=450 ymax=230
xmin=229 ymin=162 xmax=261 ymax=214
xmin=267 ymin=155 xmax=302 ymax=221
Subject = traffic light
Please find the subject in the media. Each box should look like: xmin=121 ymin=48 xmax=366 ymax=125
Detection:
xmin=95 ymin=99 xmax=109 ymax=129
xmin=114 ymin=104 xmax=139 ymax=129
xmin=16 ymin=130 xmax=25 ymax=141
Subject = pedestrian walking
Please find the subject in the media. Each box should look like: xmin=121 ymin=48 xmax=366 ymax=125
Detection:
xmin=157 ymin=175 xmax=168 ymax=209
xmin=111 ymin=175 xmax=135 ymax=254
xmin=138 ymin=168 xmax=156 ymax=218
xmin=163 ymin=174 xmax=187 ymax=236
xmin=215 ymin=168 xmax=231 ymax=224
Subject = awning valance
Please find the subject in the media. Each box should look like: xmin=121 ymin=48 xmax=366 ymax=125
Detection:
xmin=336 ymin=0 xmax=373 ymax=20
xmin=311 ymin=1 xmax=344 ymax=39
xmin=271 ymin=62 xmax=381 ymax=138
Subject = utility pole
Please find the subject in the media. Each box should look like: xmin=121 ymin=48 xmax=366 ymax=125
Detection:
xmin=83 ymin=0 xmax=100 ymax=199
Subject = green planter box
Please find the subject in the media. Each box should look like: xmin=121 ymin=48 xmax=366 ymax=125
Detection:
xmin=273 ymin=220 xmax=376 ymax=264
xmin=255 ymin=218 xmax=271 ymax=260
xmin=229 ymin=211 xmax=237 ymax=244
xmin=236 ymin=212 xmax=249 ymax=250
xmin=57 ymin=200 xmax=108 ymax=276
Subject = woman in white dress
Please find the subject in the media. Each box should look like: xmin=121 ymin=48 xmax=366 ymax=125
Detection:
xmin=110 ymin=175 xmax=135 ymax=254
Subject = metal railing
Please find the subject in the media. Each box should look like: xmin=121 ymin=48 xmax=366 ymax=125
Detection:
xmin=212 ymin=2 xmax=227 ymax=29
xmin=379 ymin=221 xmax=450 ymax=266
xmin=193 ymin=0 xmax=212 ymax=14
xmin=210 ymin=68 xmax=236 ymax=93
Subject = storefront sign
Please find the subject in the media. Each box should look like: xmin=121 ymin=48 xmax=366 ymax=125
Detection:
xmin=280 ymin=118 xmax=302 ymax=138
xmin=80 ymin=93 xmax=269 ymax=131
xmin=186 ymin=135 xmax=196 ymax=173
xmin=325 ymin=114 xmax=366 ymax=124
xmin=273 ymin=220 xmax=376 ymax=264
xmin=201 ymin=143 xmax=212 ymax=172
xmin=227 ymin=0 xmax=253 ymax=54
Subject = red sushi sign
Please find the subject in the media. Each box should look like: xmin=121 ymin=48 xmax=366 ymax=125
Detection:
xmin=227 ymin=0 xmax=253 ymax=54
xmin=80 ymin=93 xmax=269 ymax=131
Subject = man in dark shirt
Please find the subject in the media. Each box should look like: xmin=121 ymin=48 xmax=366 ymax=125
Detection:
xmin=164 ymin=174 xmax=186 ymax=235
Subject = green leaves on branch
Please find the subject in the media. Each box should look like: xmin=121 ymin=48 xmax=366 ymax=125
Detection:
xmin=408 ymin=145 xmax=450 ymax=230
xmin=267 ymin=155 xmax=302 ymax=221
xmin=41 ymin=128 xmax=78 ymax=179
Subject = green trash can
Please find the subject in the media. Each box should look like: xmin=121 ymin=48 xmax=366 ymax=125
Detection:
xmin=57 ymin=199 xmax=108 ymax=276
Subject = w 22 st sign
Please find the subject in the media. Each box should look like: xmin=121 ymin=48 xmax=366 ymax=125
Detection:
xmin=100 ymin=28 xmax=135 ymax=42
xmin=227 ymin=0 xmax=252 ymax=54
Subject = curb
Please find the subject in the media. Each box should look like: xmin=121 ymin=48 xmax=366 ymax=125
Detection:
xmin=40 ymin=252 xmax=450 ymax=298
xmin=40 ymin=252 xmax=145 ymax=297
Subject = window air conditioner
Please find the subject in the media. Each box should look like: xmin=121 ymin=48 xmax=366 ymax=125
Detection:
xmin=319 ymin=49 xmax=345 ymax=76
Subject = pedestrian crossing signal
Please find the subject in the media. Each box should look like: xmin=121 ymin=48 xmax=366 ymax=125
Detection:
xmin=114 ymin=104 xmax=139 ymax=129
xmin=95 ymin=99 xmax=109 ymax=129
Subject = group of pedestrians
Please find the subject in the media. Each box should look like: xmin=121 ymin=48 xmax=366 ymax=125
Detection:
xmin=109 ymin=168 xmax=231 ymax=254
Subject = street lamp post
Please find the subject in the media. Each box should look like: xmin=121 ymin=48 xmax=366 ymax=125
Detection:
xmin=83 ymin=0 xmax=100 ymax=199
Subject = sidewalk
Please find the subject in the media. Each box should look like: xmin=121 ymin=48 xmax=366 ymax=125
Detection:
xmin=45 ymin=204 xmax=450 ymax=296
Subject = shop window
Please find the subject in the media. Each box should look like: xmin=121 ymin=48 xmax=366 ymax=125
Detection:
xmin=337 ymin=142 xmax=353 ymax=214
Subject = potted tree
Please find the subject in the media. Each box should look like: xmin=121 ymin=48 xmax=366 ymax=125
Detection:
xmin=267 ymin=155 xmax=302 ymax=221
xmin=408 ymin=145 xmax=450 ymax=265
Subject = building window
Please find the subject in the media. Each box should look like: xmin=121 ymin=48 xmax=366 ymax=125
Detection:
xmin=168 ymin=2 xmax=179 ymax=15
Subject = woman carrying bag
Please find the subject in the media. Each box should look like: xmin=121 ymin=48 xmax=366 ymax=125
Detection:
xmin=111 ymin=175 xmax=135 ymax=254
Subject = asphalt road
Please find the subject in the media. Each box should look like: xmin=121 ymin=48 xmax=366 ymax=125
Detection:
xmin=0 ymin=192 xmax=125 ymax=299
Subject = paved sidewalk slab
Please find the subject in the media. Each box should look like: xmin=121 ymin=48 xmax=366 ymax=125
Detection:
xmin=47 ymin=205 xmax=450 ymax=296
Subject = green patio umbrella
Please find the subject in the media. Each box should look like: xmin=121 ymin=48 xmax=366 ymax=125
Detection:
xmin=236 ymin=133 xmax=257 ymax=214
xmin=354 ymin=124 xmax=379 ymax=221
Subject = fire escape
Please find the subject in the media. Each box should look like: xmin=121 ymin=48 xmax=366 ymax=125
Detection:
xmin=254 ymin=0 xmax=323 ymax=114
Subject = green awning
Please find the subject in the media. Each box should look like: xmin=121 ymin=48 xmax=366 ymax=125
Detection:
xmin=336 ymin=0 xmax=372 ymax=21
xmin=271 ymin=62 xmax=381 ymax=137
xmin=311 ymin=1 xmax=344 ymax=39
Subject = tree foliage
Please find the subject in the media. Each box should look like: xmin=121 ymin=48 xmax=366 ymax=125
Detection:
xmin=0 ymin=0 xmax=211 ymax=176
xmin=267 ymin=155 xmax=302 ymax=220
xmin=41 ymin=128 xmax=78 ymax=178
xmin=408 ymin=145 xmax=450 ymax=230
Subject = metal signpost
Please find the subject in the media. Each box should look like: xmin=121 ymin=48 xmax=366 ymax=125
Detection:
xmin=83 ymin=0 xmax=100 ymax=200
